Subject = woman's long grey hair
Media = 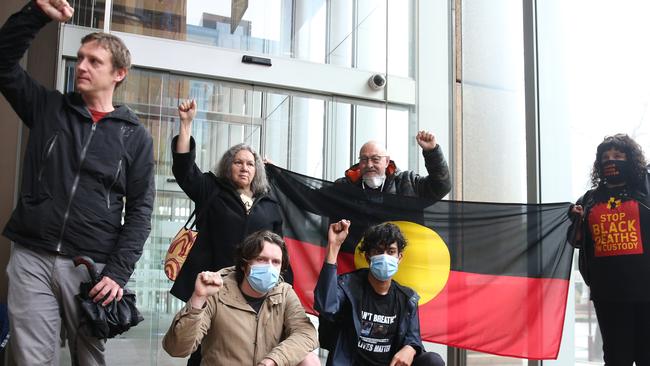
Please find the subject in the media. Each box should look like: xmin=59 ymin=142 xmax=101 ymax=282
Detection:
xmin=215 ymin=143 xmax=270 ymax=196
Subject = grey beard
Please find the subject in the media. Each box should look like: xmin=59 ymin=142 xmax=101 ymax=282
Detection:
xmin=363 ymin=176 xmax=385 ymax=189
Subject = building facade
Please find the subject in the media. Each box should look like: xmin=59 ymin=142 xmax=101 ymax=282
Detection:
xmin=2 ymin=0 xmax=650 ymax=365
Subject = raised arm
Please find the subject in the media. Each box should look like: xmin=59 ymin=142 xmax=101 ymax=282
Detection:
xmin=314 ymin=220 xmax=350 ymax=317
xmin=412 ymin=130 xmax=451 ymax=200
xmin=0 ymin=1 xmax=73 ymax=127
xmin=172 ymin=99 xmax=214 ymax=201
xmin=325 ymin=219 xmax=350 ymax=264
xmin=176 ymin=99 xmax=196 ymax=153
xmin=36 ymin=0 xmax=74 ymax=21
xmin=163 ymin=271 xmax=222 ymax=357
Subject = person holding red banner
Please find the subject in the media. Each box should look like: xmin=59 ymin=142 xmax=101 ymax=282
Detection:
xmin=315 ymin=220 xmax=444 ymax=366
xmin=569 ymin=134 xmax=650 ymax=366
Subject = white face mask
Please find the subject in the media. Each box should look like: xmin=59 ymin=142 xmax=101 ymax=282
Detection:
xmin=363 ymin=176 xmax=385 ymax=189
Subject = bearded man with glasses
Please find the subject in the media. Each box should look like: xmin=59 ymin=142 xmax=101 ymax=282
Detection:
xmin=335 ymin=131 xmax=450 ymax=200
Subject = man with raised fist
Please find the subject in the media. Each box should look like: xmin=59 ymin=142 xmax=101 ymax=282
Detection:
xmin=163 ymin=231 xmax=319 ymax=366
xmin=0 ymin=1 xmax=154 ymax=364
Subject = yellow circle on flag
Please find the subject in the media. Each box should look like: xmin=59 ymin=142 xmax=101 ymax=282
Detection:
xmin=353 ymin=221 xmax=451 ymax=304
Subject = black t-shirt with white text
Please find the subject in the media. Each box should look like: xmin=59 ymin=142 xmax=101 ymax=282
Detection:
xmin=355 ymin=281 xmax=405 ymax=366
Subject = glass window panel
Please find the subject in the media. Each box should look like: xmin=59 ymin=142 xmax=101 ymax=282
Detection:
xmin=229 ymin=123 xmax=245 ymax=145
xmin=216 ymin=84 xmax=231 ymax=114
xmin=212 ymin=122 xmax=231 ymax=161
xmin=461 ymin=0 xmax=526 ymax=206
xmin=327 ymin=0 xmax=354 ymax=67
xmin=107 ymin=0 xmax=294 ymax=55
xmin=326 ymin=100 xmax=352 ymax=180
xmin=386 ymin=107 xmax=409 ymax=169
xmin=251 ymin=91 xmax=263 ymax=120
xmin=355 ymin=103 xmax=387 ymax=151
xmin=246 ymin=124 xmax=262 ymax=152
xmin=230 ymin=88 xmax=246 ymax=116
xmin=355 ymin=0 xmax=387 ymax=73
xmin=289 ymin=96 xmax=325 ymax=178
xmin=387 ymin=0 xmax=414 ymax=77
xmin=294 ymin=0 xmax=327 ymax=63
xmin=263 ymin=93 xmax=291 ymax=167
xmin=69 ymin=0 xmax=105 ymax=28
xmin=67 ymin=0 xmax=414 ymax=77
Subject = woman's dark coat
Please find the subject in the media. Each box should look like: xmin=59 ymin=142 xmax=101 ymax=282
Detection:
xmin=170 ymin=136 xmax=283 ymax=301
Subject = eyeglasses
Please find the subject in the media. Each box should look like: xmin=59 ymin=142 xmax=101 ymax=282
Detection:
xmin=358 ymin=155 xmax=387 ymax=164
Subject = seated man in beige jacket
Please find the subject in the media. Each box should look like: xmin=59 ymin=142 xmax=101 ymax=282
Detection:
xmin=163 ymin=231 xmax=319 ymax=366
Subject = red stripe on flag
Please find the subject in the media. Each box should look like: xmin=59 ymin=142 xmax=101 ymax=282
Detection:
xmin=285 ymin=237 xmax=355 ymax=313
xmin=419 ymin=271 xmax=569 ymax=360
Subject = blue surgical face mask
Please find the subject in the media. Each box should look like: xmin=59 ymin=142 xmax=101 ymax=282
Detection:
xmin=369 ymin=254 xmax=399 ymax=281
xmin=247 ymin=263 xmax=280 ymax=294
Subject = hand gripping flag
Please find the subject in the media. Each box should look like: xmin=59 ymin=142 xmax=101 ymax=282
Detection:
xmin=266 ymin=165 xmax=574 ymax=360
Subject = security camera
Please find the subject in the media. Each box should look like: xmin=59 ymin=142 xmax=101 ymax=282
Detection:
xmin=368 ymin=74 xmax=386 ymax=90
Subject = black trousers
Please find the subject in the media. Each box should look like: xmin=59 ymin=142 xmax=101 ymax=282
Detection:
xmin=412 ymin=351 xmax=445 ymax=366
xmin=186 ymin=345 xmax=201 ymax=366
xmin=593 ymin=300 xmax=650 ymax=366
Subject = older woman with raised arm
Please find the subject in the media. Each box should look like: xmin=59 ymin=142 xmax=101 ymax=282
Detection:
xmin=170 ymin=100 xmax=284 ymax=365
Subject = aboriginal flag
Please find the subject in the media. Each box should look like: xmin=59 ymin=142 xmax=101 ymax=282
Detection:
xmin=267 ymin=165 xmax=574 ymax=360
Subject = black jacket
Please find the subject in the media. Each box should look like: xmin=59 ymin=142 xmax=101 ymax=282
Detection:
xmin=314 ymin=264 xmax=424 ymax=365
xmin=169 ymin=136 xmax=283 ymax=302
xmin=335 ymin=146 xmax=451 ymax=200
xmin=0 ymin=3 xmax=155 ymax=287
